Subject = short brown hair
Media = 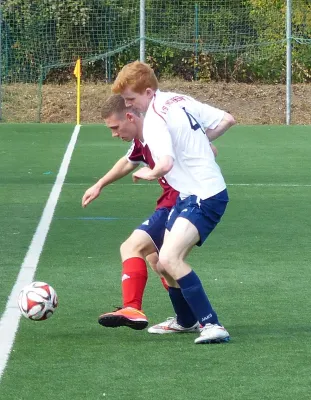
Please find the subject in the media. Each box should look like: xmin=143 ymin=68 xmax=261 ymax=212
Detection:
xmin=101 ymin=94 xmax=127 ymax=119
xmin=112 ymin=61 xmax=158 ymax=94
xmin=101 ymin=94 xmax=141 ymax=119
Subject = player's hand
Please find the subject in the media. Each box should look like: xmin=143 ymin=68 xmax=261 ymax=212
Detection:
xmin=82 ymin=185 xmax=101 ymax=208
xmin=132 ymin=167 xmax=154 ymax=183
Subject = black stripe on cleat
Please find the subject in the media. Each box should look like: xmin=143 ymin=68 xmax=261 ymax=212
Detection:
xmin=98 ymin=315 xmax=148 ymax=330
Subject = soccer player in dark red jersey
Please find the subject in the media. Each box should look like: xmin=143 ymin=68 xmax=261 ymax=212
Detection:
xmin=82 ymin=94 xmax=217 ymax=332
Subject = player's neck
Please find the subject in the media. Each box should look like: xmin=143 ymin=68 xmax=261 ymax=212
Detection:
xmin=137 ymin=119 xmax=144 ymax=142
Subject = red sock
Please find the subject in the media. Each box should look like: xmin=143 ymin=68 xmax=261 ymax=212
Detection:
xmin=122 ymin=257 xmax=148 ymax=310
xmin=160 ymin=277 xmax=169 ymax=291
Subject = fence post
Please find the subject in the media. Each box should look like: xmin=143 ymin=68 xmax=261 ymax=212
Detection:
xmin=107 ymin=20 xmax=112 ymax=83
xmin=286 ymin=0 xmax=292 ymax=125
xmin=194 ymin=4 xmax=199 ymax=81
xmin=140 ymin=0 xmax=145 ymax=62
xmin=0 ymin=0 xmax=2 ymax=121
xmin=37 ymin=65 xmax=44 ymax=123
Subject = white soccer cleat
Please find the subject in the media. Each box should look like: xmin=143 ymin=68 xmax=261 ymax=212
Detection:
xmin=194 ymin=323 xmax=230 ymax=344
xmin=148 ymin=317 xmax=200 ymax=334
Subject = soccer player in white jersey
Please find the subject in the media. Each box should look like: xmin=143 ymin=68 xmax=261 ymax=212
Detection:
xmin=112 ymin=61 xmax=235 ymax=344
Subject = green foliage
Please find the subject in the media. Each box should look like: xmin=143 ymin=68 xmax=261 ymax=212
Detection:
xmin=246 ymin=0 xmax=311 ymax=82
xmin=1 ymin=0 xmax=311 ymax=83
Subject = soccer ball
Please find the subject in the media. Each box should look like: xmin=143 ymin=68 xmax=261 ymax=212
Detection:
xmin=18 ymin=281 xmax=58 ymax=321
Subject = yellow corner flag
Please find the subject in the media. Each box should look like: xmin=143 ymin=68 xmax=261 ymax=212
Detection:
xmin=73 ymin=58 xmax=81 ymax=125
xmin=73 ymin=58 xmax=81 ymax=78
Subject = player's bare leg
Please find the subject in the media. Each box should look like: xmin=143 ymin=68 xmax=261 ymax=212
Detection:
xmin=146 ymin=252 xmax=170 ymax=290
xmin=153 ymin=218 xmax=230 ymax=343
xmin=148 ymin=224 xmax=200 ymax=334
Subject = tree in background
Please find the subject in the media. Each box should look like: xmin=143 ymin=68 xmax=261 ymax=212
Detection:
xmin=1 ymin=0 xmax=310 ymax=83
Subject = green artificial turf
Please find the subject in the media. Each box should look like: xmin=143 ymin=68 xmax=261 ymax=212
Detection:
xmin=0 ymin=124 xmax=310 ymax=399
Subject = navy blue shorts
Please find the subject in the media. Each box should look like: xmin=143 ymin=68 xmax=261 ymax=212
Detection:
xmin=166 ymin=189 xmax=229 ymax=246
xmin=136 ymin=207 xmax=171 ymax=251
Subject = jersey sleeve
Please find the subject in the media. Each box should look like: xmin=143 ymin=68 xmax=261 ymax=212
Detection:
xmin=195 ymin=99 xmax=225 ymax=130
xmin=126 ymin=140 xmax=145 ymax=164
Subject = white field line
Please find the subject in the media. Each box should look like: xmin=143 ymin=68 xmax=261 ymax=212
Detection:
xmin=0 ymin=125 xmax=81 ymax=382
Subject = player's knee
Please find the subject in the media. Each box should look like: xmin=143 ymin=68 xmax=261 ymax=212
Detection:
xmin=119 ymin=240 xmax=128 ymax=256
xmin=120 ymin=238 xmax=136 ymax=258
xmin=158 ymin=249 xmax=176 ymax=273
xmin=156 ymin=261 xmax=167 ymax=276
xmin=120 ymin=237 xmax=150 ymax=260
xmin=146 ymin=252 xmax=159 ymax=272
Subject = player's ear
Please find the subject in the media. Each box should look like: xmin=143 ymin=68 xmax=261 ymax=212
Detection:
xmin=125 ymin=112 xmax=134 ymax=122
xmin=146 ymin=88 xmax=155 ymax=99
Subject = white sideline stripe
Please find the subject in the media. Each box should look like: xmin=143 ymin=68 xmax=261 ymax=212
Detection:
xmin=0 ymin=125 xmax=81 ymax=382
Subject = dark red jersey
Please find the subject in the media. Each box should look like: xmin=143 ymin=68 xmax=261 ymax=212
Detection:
xmin=126 ymin=139 xmax=179 ymax=210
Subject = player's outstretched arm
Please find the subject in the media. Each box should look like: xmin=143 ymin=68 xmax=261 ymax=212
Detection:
xmin=82 ymin=156 xmax=137 ymax=207
xmin=132 ymin=155 xmax=174 ymax=182
xmin=205 ymin=112 xmax=236 ymax=142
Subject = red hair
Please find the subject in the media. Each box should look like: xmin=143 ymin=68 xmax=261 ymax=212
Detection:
xmin=112 ymin=61 xmax=158 ymax=94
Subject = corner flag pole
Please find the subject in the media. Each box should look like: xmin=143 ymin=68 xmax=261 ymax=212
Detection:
xmin=73 ymin=58 xmax=81 ymax=125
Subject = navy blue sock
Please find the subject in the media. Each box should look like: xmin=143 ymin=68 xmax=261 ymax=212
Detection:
xmin=168 ymin=287 xmax=197 ymax=328
xmin=177 ymin=270 xmax=220 ymax=326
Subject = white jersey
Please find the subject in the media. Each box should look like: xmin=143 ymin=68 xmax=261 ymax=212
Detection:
xmin=143 ymin=90 xmax=226 ymax=199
